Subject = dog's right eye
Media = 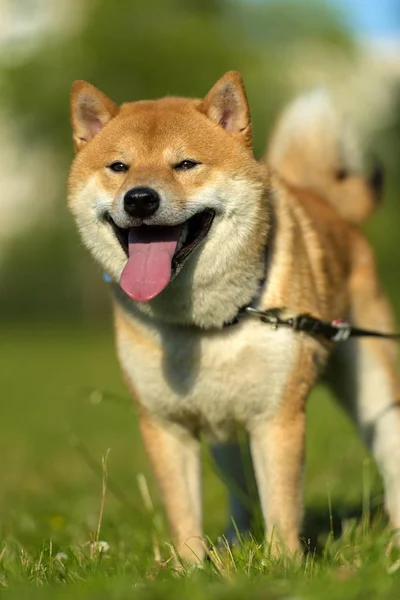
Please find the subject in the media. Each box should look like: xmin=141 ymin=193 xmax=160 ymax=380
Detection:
xmin=108 ymin=162 xmax=129 ymax=173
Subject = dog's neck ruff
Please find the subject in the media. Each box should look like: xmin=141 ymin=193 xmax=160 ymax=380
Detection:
xmin=222 ymin=275 xmax=266 ymax=327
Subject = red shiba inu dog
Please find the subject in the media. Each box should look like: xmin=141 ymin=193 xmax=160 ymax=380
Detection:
xmin=68 ymin=72 xmax=399 ymax=563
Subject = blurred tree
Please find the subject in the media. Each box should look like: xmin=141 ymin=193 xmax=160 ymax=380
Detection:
xmin=1 ymin=0 xmax=354 ymax=158
xmin=0 ymin=0 xmax=356 ymax=323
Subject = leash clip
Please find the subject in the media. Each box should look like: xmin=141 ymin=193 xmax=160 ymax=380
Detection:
xmin=267 ymin=313 xmax=280 ymax=329
xmin=243 ymin=306 xmax=281 ymax=328
xmin=331 ymin=319 xmax=351 ymax=342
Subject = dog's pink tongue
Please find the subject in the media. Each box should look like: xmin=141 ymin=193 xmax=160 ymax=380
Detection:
xmin=120 ymin=226 xmax=180 ymax=302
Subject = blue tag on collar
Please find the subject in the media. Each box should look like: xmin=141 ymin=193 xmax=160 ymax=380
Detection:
xmin=103 ymin=273 xmax=112 ymax=283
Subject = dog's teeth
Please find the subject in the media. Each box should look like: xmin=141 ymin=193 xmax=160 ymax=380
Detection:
xmin=176 ymin=223 xmax=189 ymax=252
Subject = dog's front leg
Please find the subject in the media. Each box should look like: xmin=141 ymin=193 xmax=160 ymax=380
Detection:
xmin=249 ymin=409 xmax=305 ymax=557
xmin=139 ymin=410 xmax=204 ymax=564
xmin=248 ymin=347 xmax=319 ymax=558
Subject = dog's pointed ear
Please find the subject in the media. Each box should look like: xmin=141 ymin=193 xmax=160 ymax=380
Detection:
xmin=70 ymin=81 xmax=119 ymax=152
xmin=200 ymin=72 xmax=252 ymax=146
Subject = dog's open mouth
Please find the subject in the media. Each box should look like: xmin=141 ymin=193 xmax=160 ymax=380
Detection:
xmin=106 ymin=210 xmax=215 ymax=302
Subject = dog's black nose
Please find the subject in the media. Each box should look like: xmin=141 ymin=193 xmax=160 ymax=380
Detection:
xmin=124 ymin=187 xmax=160 ymax=219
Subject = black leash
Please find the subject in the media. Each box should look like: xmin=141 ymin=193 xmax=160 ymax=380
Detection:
xmin=106 ymin=271 xmax=400 ymax=343
xmin=237 ymin=306 xmax=400 ymax=343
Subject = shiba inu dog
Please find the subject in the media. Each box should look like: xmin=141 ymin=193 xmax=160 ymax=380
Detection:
xmin=68 ymin=72 xmax=400 ymax=563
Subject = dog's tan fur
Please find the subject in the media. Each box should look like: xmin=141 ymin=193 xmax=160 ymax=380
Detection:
xmin=68 ymin=73 xmax=400 ymax=562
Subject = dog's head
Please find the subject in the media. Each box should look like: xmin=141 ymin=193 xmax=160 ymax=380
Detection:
xmin=68 ymin=72 xmax=268 ymax=325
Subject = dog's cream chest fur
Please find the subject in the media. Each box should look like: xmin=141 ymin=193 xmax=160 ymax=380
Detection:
xmin=115 ymin=307 xmax=300 ymax=441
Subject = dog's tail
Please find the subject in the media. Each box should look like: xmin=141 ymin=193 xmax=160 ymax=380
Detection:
xmin=266 ymin=89 xmax=383 ymax=224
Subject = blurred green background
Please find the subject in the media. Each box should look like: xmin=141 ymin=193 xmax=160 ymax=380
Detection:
xmin=0 ymin=0 xmax=400 ymax=587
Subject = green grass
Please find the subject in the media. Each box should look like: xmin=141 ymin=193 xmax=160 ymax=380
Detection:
xmin=1 ymin=323 xmax=399 ymax=598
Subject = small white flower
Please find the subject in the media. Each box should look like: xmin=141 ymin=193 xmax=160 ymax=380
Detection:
xmin=98 ymin=540 xmax=109 ymax=552
xmin=55 ymin=552 xmax=68 ymax=562
xmin=92 ymin=540 xmax=110 ymax=553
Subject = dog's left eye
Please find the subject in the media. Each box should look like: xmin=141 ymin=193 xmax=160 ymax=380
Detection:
xmin=108 ymin=161 xmax=129 ymax=173
xmin=174 ymin=160 xmax=200 ymax=171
